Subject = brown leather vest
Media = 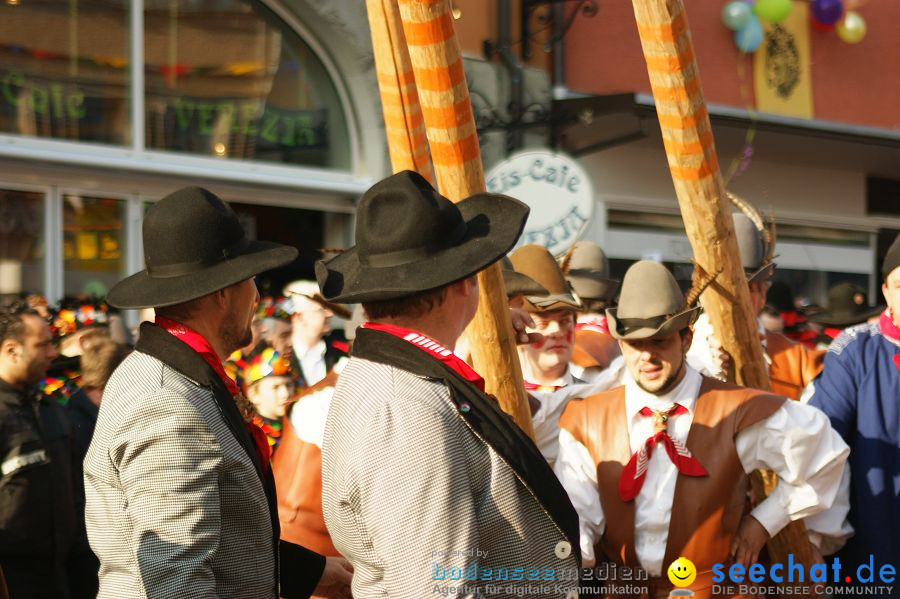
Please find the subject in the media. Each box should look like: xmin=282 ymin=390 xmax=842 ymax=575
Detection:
xmin=559 ymin=376 xmax=783 ymax=599
xmin=573 ymin=328 xmax=621 ymax=370
xmin=765 ymin=331 xmax=824 ymax=401
xmin=270 ymin=403 xmax=339 ymax=557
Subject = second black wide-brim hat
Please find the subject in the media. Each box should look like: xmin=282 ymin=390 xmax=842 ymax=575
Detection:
xmin=316 ymin=170 xmax=529 ymax=303
xmin=107 ymin=186 xmax=298 ymax=309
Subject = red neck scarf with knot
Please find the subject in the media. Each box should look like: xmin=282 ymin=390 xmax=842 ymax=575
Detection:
xmin=155 ymin=316 xmax=271 ymax=472
xmin=618 ymin=403 xmax=707 ymax=502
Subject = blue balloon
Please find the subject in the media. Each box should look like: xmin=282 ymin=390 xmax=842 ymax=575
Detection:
xmin=734 ymin=17 xmax=764 ymax=53
xmin=722 ymin=1 xmax=753 ymax=30
xmin=812 ymin=0 xmax=844 ymax=26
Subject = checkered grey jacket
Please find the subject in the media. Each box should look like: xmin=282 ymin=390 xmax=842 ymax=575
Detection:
xmin=84 ymin=323 xmax=323 ymax=599
xmin=322 ymin=328 xmax=581 ymax=598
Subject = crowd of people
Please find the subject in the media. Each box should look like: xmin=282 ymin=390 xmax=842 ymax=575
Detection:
xmin=0 ymin=171 xmax=897 ymax=598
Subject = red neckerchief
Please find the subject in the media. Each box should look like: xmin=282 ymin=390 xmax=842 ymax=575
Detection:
xmin=619 ymin=404 xmax=707 ymax=502
xmin=824 ymin=327 xmax=843 ymax=340
xmin=878 ymin=310 xmax=900 ymax=372
xmin=155 ymin=316 xmax=271 ymax=471
xmin=362 ymin=322 xmax=486 ymax=392
xmin=576 ymin=315 xmax=610 ymax=335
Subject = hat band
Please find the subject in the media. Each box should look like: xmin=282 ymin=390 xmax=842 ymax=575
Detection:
xmin=362 ymin=220 xmax=467 ymax=268
xmin=618 ymin=315 xmax=668 ymax=330
xmin=147 ymin=237 xmax=250 ymax=279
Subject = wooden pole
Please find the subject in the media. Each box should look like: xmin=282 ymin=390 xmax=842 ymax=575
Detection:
xmin=366 ymin=0 xmax=434 ymax=182
xmin=395 ymin=0 xmax=534 ymax=438
xmin=629 ymin=0 xmax=814 ymax=588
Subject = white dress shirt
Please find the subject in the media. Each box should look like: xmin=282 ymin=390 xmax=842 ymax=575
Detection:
xmin=554 ymin=365 xmax=850 ymax=575
xmin=295 ymin=339 xmax=327 ymax=385
xmin=526 ymin=361 xmax=627 ymax=468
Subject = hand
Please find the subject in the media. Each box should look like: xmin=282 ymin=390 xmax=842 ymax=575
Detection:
xmin=312 ymin=556 xmax=353 ymax=599
xmin=510 ymin=308 xmax=544 ymax=346
xmin=728 ymin=515 xmax=769 ymax=571
xmin=707 ymin=333 xmax=733 ymax=376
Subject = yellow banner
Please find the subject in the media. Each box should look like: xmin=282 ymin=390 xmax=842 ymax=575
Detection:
xmin=754 ymin=3 xmax=814 ymax=118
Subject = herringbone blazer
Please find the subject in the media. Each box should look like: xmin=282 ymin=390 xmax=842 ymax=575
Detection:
xmin=322 ymin=328 xmax=581 ymax=598
xmin=84 ymin=323 xmax=324 ymax=599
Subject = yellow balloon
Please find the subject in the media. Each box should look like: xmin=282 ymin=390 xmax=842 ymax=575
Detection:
xmin=668 ymin=557 xmax=697 ymax=588
xmin=837 ymin=11 xmax=867 ymax=44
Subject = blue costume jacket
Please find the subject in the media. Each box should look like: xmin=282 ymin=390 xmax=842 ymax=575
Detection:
xmin=810 ymin=313 xmax=900 ymax=569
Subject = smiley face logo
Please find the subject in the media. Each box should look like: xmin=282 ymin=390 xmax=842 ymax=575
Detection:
xmin=667 ymin=557 xmax=696 ymax=587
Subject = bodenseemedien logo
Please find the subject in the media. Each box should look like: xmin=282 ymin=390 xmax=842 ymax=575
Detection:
xmin=667 ymin=557 xmax=696 ymax=597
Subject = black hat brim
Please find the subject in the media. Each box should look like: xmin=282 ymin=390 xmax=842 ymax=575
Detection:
xmin=316 ymin=193 xmax=529 ymax=303
xmin=107 ymin=241 xmax=298 ymax=309
xmin=807 ymin=305 xmax=884 ymax=327
xmin=606 ymin=306 xmax=699 ymax=340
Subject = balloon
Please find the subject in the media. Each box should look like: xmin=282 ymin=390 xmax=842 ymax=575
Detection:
xmin=754 ymin=0 xmax=792 ymax=23
xmin=811 ymin=0 xmax=844 ymax=25
xmin=722 ymin=1 xmax=753 ymax=30
xmin=734 ymin=17 xmax=765 ymax=52
xmin=836 ymin=11 xmax=867 ymax=43
xmin=810 ymin=18 xmax=835 ymax=32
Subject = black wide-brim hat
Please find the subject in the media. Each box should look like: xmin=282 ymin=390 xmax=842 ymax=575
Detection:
xmin=316 ymin=171 xmax=529 ymax=303
xmin=808 ymin=282 xmax=883 ymax=327
xmin=108 ymin=187 xmax=297 ymax=309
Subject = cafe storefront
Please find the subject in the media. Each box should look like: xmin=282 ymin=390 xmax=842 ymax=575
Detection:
xmin=0 ymin=0 xmax=382 ymax=304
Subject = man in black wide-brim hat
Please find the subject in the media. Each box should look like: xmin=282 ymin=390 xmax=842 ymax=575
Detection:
xmin=316 ymin=170 xmax=581 ymax=598
xmin=83 ymin=186 xmax=352 ymax=598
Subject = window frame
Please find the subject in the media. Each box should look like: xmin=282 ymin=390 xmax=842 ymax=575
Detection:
xmin=0 ymin=0 xmax=365 ymax=195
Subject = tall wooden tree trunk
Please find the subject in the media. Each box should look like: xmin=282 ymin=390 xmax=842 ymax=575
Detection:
xmin=629 ymin=0 xmax=814 ymax=592
xmin=365 ymin=0 xmax=434 ymax=182
xmin=367 ymin=0 xmax=534 ymax=437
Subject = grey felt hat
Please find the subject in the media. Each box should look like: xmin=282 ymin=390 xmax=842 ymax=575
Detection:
xmin=563 ymin=241 xmax=619 ymax=303
xmin=732 ymin=212 xmax=775 ymax=284
xmin=606 ymin=260 xmax=698 ymax=340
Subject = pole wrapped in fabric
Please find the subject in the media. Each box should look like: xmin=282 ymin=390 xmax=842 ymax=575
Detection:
xmin=395 ymin=0 xmax=534 ymax=437
xmin=630 ymin=0 xmax=814 ymax=585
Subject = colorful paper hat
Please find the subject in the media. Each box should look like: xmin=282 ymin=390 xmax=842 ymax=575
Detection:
xmin=240 ymin=345 xmax=291 ymax=391
xmin=256 ymin=296 xmax=292 ymax=322
xmin=51 ymin=301 xmax=109 ymax=338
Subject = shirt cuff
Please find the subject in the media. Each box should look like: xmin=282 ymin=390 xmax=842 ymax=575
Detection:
xmin=751 ymin=495 xmax=792 ymax=538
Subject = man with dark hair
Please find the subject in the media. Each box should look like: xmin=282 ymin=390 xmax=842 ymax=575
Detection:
xmin=84 ymin=187 xmax=351 ymax=598
xmin=809 ymin=233 xmax=900 ymax=570
xmin=0 ymin=302 xmax=83 ymax=598
xmin=316 ymin=171 xmax=581 ymax=598
xmin=555 ymin=261 xmax=849 ymax=598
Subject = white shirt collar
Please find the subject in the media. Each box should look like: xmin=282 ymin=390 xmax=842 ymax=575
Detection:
xmin=295 ymin=338 xmax=326 ymax=361
xmin=624 ymin=365 xmax=702 ymax=425
xmin=519 ymin=358 xmax=574 ymax=388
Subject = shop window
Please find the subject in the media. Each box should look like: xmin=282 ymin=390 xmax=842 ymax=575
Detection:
xmin=144 ymin=0 xmax=351 ymax=170
xmin=63 ymin=194 xmax=126 ymax=299
xmin=0 ymin=189 xmax=44 ymax=299
xmin=0 ymin=0 xmax=130 ymax=144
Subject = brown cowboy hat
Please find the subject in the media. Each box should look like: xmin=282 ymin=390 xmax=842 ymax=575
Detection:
xmin=501 ymin=256 xmax=549 ymax=298
xmin=808 ymin=282 xmax=883 ymax=327
xmin=108 ymin=187 xmax=297 ymax=309
xmin=315 ymin=171 xmax=529 ymax=303
xmin=606 ymin=260 xmax=698 ymax=340
xmin=509 ymin=245 xmax=581 ymax=313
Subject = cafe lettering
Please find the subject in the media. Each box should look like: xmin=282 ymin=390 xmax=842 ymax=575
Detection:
xmin=1 ymin=69 xmax=328 ymax=150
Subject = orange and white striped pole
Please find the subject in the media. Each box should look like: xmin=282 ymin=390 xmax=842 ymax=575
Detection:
xmin=395 ymin=0 xmax=534 ymax=437
xmin=366 ymin=0 xmax=434 ymax=182
xmin=631 ymin=0 xmax=813 ymax=583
